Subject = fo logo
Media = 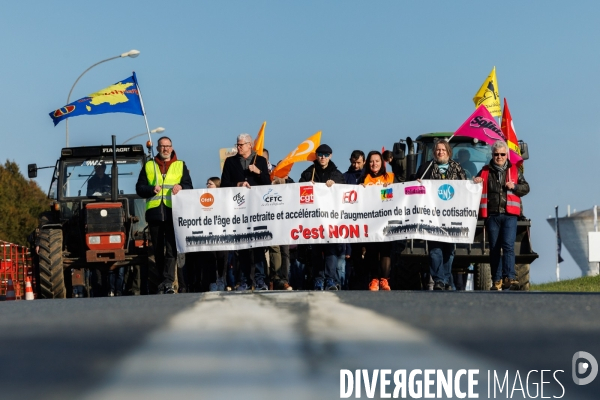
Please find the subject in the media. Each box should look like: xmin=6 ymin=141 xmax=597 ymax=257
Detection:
xmin=573 ymin=351 xmax=598 ymax=385
xmin=438 ymin=184 xmax=455 ymax=201
xmin=343 ymin=190 xmax=358 ymax=204
xmin=300 ymin=186 xmax=314 ymax=204
xmin=200 ymin=193 xmax=214 ymax=208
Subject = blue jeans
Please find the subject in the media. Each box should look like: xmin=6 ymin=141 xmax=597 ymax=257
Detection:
xmin=337 ymin=257 xmax=346 ymax=290
xmin=429 ymin=241 xmax=454 ymax=284
xmin=311 ymin=244 xmax=339 ymax=285
xmin=109 ymin=267 xmax=125 ymax=295
xmin=238 ymin=248 xmax=266 ymax=285
xmin=486 ymin=213 xmax=518 ymax=282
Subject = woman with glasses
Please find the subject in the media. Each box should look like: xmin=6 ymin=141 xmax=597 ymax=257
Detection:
xmin=473 ymin=140 xmax=529 ymax=291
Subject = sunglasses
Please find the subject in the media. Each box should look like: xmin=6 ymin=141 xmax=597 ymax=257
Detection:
xmin=316 ymin=152 xmax=330 ymax=157
xmin=493 ymin=153 xmax=506 ymax=157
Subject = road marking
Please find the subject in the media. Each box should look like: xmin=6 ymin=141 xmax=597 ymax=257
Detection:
xmin=84 ymin=292 xmax=561 ymax=399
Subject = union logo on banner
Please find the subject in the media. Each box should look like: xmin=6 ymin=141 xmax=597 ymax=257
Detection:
xmin=380 ymin=188 xmax=393 ymax=201
xmin=343 ymin=190 xmax=358 ymax=204
xmin=200 ymin=193 xmax=214 ymax=208
xmin=300 ymin=186 xmax=314 ymax=204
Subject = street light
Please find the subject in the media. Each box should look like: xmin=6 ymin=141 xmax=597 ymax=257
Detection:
xmin=122 ymin=127 xmax=165 ymax=144
xmin=65 ymin=49 xmax=141 ymax=147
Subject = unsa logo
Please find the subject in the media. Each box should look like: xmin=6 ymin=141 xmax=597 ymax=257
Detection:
xmin=200 ymin=193 xmax=214 ymax=207
xmin=438 ymin=184 xmax=455 ymax=201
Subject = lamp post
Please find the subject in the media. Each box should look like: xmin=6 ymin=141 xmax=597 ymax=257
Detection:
xmin=122 ymin=127 xmax=165 ymax=144
xmin=65 ymin=49 xmax=140 ymax=147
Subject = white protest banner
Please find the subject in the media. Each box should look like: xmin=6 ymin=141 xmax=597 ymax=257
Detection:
xmin=172 ymin=180 xmax=483 ymax=253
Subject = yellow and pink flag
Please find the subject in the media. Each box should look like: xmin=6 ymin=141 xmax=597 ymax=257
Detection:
xmin=453 ymin=105 xmax=522 ymax=163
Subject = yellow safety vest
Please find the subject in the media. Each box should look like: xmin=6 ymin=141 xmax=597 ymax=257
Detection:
xmin=145 ymin=160 xmax=184 ymax=210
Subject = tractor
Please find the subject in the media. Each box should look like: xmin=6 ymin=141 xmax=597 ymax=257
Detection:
xmin=389 ymin=133 xmax=538 ymax=290
xmin=28 ymin=136 xmax=152 ymax=298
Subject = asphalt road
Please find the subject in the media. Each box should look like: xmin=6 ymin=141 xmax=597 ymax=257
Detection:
xmin=0 ymin=291 xmax=598 ymax=399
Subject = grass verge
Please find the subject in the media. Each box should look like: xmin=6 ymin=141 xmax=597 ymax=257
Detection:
xmin=531 ymin=275 xmax=600 ymax=292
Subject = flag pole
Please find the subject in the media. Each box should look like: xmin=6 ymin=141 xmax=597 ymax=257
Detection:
xmin=555 ymin=205 xmax=560 ymax=282
xmin=132 ymin=72 xmax=159 ymax=182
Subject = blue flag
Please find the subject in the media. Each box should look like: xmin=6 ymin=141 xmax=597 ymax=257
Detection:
xmin=49 ymin=74 xmax=143 ymax=126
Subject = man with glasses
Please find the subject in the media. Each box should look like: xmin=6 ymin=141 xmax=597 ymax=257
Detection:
xmin=221 ymin=133 xmax=271 ymax=290
xmin=136 ymin=136 xmax=193 ymax=294
xmin=473 ymin=140 xmax=529 ymax=291
xmin=299 ymin=144 xmax=345 ymax=290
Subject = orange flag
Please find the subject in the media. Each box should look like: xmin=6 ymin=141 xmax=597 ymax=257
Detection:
xmin=270 ymin=131 xmax=321 ymax=179
xmin=501 ymin=99 xmax=520 ymax=157
xmin=253 ymin=121 xmax=266 ymax=156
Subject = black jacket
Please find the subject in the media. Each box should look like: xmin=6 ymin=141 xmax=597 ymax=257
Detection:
xmin=343 ymin=167 xmax=363 ymax=184
xmin=136 ymin=155 xmax=193 ymax=222
xmin=413 ymin=159 xmax=466 ymax=181
xmin=221 ymin=153 xmax=271 ymax=187
xmin=476 ymin=160 xmax=529 ymax=214
xmin=299 ymin=160 xmax=345 ymax=184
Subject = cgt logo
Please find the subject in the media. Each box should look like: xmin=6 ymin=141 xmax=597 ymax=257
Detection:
xmin=343 ymin=190 xmax=358 ymax=204
xmin=300 ymin=186 xmax=313 ymax=204
xmin=573 ymin=351 xmax=598 ymax=385
xmin=438 ymin=184 xmax=455 ymax=201
xmin=200 ymin=193 xmax=214 ymax=208
xmin=263 ymin=188 xmax=283 ymax=204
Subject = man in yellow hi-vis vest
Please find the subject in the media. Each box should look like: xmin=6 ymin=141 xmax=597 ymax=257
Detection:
xmin=136 ymin=136 xmax=193 ymax=294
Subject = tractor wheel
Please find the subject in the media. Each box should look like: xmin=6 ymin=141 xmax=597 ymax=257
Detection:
xmin=515 ymin=264 xmax=530 ymax=291
xmin=395 ymin=260 xmax=423 ymax=290
xmin=474 ymin=263 xmax=492 ymax=291
xmin=38 ymin=228 xmax=66 ymax=299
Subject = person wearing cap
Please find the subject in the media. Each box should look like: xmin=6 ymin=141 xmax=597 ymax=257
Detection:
xmin=136 ymin=136 xmax=193 ymax=294
xmin=221 ymin=133 xmax=271 ymax=291
xmin=299 ymin=144 xmax=345 ymax=290
xmin=87 ymin=162 xmax=112 ymax=196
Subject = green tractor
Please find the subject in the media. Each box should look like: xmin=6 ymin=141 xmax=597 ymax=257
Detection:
xmin=28 ymin=136 xmax=153 ymax=298
xmin=390 ymin=132 xmax=538 ymax=290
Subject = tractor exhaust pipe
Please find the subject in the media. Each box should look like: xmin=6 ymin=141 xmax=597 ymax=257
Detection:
xmin=111 ymin=135 xmax=118 ymax=202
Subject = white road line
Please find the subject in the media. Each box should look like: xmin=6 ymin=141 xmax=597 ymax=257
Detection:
xmin=83 ymin=292 xmax=564 ymax=399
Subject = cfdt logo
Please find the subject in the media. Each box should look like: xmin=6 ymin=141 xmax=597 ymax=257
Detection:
xmin=300 ymin=186 xmax=313 ymax=204
xmin=233 ymin=192 xmax=245 ymax=206
xmin=263 ymin=188 xmax=283 ymax=204
xmin=380 ymin=188 xmax=393 ymax=201
xmin=343 ymin=190 xmax=358 ymax=204
xmin=438 ymin=184 xmax=455 ymax=201
xmin=200 ymin=193 xmax=214 ymax=208
xmin=573 ymin=351 xmax=598 ymax=385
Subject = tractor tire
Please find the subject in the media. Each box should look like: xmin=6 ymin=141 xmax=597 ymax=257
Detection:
xmin=38 ymin=228 xmax=66 ymax=299
xmin=395 ymin=260 xmax=423 ymax=290
xmin=515 ymin=264 xmax=530 ymax=291
xmin=474 ymin=263 xmax=491 ymax=291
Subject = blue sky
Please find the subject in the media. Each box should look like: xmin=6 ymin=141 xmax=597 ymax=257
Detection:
xmin=2 ymin=1 xmax=598 ymax=283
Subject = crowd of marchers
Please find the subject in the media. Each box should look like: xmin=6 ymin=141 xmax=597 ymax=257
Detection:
xmin=130 ymin=133 xmax=528 ymax=295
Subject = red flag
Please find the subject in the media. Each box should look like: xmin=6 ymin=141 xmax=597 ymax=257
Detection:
xmin=501 ymin=99 xmax=521 ymax=157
